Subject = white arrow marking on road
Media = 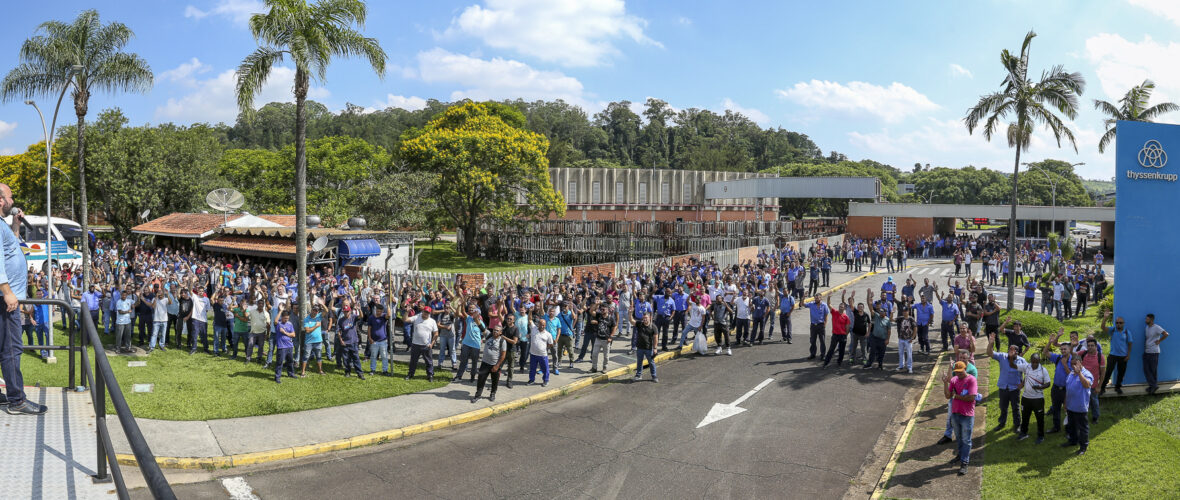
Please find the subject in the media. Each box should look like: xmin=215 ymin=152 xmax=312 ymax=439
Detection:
xmin=697 ymin=378 xmax=775 ymax=428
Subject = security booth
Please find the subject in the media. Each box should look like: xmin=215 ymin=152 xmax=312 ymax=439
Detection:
xmin=200 ymin=226 xmax=415 ymax=274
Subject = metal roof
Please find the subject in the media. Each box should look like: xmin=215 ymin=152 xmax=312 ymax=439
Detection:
xmin=848 ymin=202 xmax=1116 ymax=222
xmin=704 ymin=176 xmax=881 ymax=200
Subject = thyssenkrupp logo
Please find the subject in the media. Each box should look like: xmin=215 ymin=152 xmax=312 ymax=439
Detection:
xmin=1139 ymin=140 xmax=1168 ymax=168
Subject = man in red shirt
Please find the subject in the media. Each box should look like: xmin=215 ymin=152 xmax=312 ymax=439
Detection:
xmin=1078 ymin=337 xmax=1105 ymax=423
xmin=823 ymin=290 xmax=852 ymax=368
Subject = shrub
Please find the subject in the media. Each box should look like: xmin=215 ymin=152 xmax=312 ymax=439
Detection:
xmin=999 ymin=309 xmax=1063 ymax=339
xmin=1098 ymin=293 xmax=1114 ymax=320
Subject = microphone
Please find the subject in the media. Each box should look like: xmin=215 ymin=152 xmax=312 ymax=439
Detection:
xmin=10 ymin=207 xmax=35 ymax=233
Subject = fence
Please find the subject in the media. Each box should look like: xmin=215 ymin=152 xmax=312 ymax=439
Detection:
xmin=458 ymin=218 xmax=846 ymax=265
xmin=386 ymin=234 xmax=845 ymax=291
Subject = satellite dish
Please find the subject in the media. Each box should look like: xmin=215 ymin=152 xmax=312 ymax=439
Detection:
xmin=140 ymin=209 xmax=150 ymax=220
xmin=311 ymin=236 xmax=329 ymax=252
xmin=206 ymin=188 xmax=245 ymax=212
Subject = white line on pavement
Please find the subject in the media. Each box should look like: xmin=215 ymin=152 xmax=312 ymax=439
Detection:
xmin=221 ymin=477 xmax=260 ymax=500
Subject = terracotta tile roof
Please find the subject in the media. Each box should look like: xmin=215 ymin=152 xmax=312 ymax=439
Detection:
xmin=132 ymin=213 xmax=296 ymax=238
xmin=200 ymin=236 xmax=309 ymax=258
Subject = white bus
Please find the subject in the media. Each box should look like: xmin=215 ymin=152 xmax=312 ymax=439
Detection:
xmin=3 ymin=215 xmax=86 ymax=272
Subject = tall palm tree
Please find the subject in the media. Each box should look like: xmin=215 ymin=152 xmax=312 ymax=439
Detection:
xmin=1095 ymin=79 xmax=1179 ymax=153
xmin=964 ymin=30 xmax=1085 ymax=310
xmin=235 ymin=0 xmax=386 ymax=316
xmin=1 ymin=9 xmax=152 ymax=287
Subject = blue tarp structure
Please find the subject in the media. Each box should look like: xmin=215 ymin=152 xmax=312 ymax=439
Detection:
xmin=338 ymin=238 xmax=380 ymax=265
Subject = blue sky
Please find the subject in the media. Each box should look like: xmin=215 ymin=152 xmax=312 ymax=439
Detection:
xmin=2 ymin=0 xmax=1179 ymax=180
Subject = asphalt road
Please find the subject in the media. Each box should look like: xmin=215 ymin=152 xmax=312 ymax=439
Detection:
xmin=146 ymin=267 xmax=947 ymax=500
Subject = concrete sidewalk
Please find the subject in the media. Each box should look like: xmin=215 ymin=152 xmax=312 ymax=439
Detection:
xmin=880 ymin=337 xmax=991 ymax=500
xmin=109 ymin=261 xmax=947 ymax=469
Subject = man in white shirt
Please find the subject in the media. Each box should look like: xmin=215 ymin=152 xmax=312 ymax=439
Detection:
xmin=679 ymin=296 xmax=706 ymax=348
xmin=1143 ymin=313 xmax=1169 ymax=394
xmin=406 ymin=308 xmax=438 ymax=381
xmin=149 ymin=289 xmax=172 ymax=353
xmin=528 ymin=319 xmax=554 ymax=387
xmin=1017 ymin=352 xmax=1051 ymax=443
xmin=733 ymin=290 xmax=751 ymax=345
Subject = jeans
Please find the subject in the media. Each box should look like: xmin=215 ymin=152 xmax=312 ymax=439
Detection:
xmin=751 ymin=317 xmax=766 ymax=343
xmin=1019 ymin=396 xmax=1045 ymax=437
xmin=475 ymin=362 xmax=500 ymax=396
xmin=114 ymin=323 xmax=133 ymax=350
xmin=951 ymin=413 xmax=974 ymax=465
xmin=1144 ymin=352 xmax=1160 ymax=390
xmin=997 ymin=388 xmax=1021 ymax=428
xmin=274 ymin=347 xmax=294 ymax=381
xmin=679 ymin=324 xmax=701 ymax=347
xmin=437 ymin=334 xmax=457 ymax=366
xmin=188 ymin=320 xmax=209 ymax=352
xmin=734 ymin=318 xmax=750 ymax=344
xmin=1066 ymin=410 xmax=1089 ymax=450
xmin=150 ymin=321 xmax=167 ymax=349
xmin=1089 ymin=392 xmax=1100 ymax=422
xmin=369 ymin=340 xmax=390 ymax=373
xmin=407 ymin=344 xmax=434 ymax=378
xmin=778 ymin=312 xmax=792 ymax=341
xmin=865 ymin=336 xmax=886 ymax=368
xmin=590 ymin=337 xmax=611 ymax=371
xmin=1049 ymin=384 xmax=1066 ymax=430
xmin=136 ymin=312 xmax=150 ymax=345
xmin=944 ymin=403 xmax=954 ymax=438
xmin=635 ymin=348 xmax=657 ymax=378
xmin=916 ymin=324 xmax=930 ymax=352
xmin=528 ymin=355 xmax=550 ymax=383
xmin=517 ymin=340 xmax=530 ymax=370
xmin=1023 ymin=296 xmax=1034 ymax=311
xmin=321 ymin=330 xmax=335 ymax=362
xmin=1101 ymin=354 xmax=1129 ymax=391
xmin=213 ymin=325 xmax=228 ymax=354
xmin=848 ymin=334 xmax=868 ymax=363
xmin=246 ymin=332 xmax=267 ymax=361
xmin=897 ymin=338 xmax=913 ymax=370
xmin=713 ymin=321 xmax=731 ymax=348
xmin=824 ymin=334 xmax=847 ymax=365
xmin=0 ymin=307 xmax=28 ymax=406
xmin=457 ymin=344 xmax=480 ymax=380
xmin=809 ymin=323 xmax=826 ymax=358
xmin=940 ymin=321 xmax=955 ymax=351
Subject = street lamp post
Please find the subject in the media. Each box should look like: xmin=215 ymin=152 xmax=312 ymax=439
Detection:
xmin=24 ymin=64 xmax=81 ymax=363
xmin=1023 ymin=161 xmax=1084 ymax=237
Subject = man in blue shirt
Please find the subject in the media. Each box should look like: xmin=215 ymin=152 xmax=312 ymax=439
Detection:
xmin=820 ymin=254 xmax=832 ymax=287
xmin=1041 ymin=329 xmax=1074 ymax=434
xmin=750 ymin=290 xmax=770 ymax=344
xmin=1099 ymin=312 xmax=1132 ymax=395
xmin=671 ymin=285 xmax=688 ymax=341
xmin=936 ymin=290 xmax=960 ymax=352
xmin=1023 ymin=279 xmax=1037 ymax=311
xmin=1063 ymin=355 xmax=1094 ymax=455
xmin=300 ymin=304 xmax=325 ymax=377
xmin=0 ymin=189 xmax=39 ymax=415
xmin=881 ymin=277 xmax=897 ymax=303
xmin=913 ymin=296 xmax=935 ymax=354
xmin=987 ymin=332 xmax=1024 ymax=432
xmin=83 ymin=284 xmax=102 ymax=332
xmin=778 ymin=286 xmax=795 ymax=343
xmin=806 ymin=294 xmax=829 ymax=360
xmin=456 ymin=305 xmax=487 ymax=382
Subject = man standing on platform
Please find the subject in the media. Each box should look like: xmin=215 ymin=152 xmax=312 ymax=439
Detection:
xmin=0 ymin=184 xmax=43 ymax=415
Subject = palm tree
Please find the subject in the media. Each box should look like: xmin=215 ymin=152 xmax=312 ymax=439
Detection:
xmin=235 ymin=0 xmax=386 ymax=316
xmin=1095 ymin=79 xmax=1179 ymax=153
xmin=964 ymin=30 xmax=1085 ymax=310
xmin=1 ymin=9 xmax=153 ymax=287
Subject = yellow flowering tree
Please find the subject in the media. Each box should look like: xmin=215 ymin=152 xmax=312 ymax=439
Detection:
xmin=402 ymin=101 xmax=564 ymax=258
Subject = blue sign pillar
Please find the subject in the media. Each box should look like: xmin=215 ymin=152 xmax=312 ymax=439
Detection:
xmin=1114 ymin=120 xmax=1180 ymax=386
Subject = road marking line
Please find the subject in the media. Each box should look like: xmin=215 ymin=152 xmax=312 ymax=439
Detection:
xmin=221 ymin=477 xmax=260 ymax=500
xmin=697 ymin=377 xmax=775 ymax=428
xmin=870 ymin=352 xmax=947 ymax=499
xmin=731 ymin=377 xmax=774 ymax=406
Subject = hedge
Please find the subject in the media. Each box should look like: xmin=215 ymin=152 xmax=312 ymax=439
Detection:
xmin=998 ymin=310 xmax=1063 ymax=339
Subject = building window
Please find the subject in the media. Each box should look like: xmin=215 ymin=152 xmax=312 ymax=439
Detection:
xmin=591 ymin=181 xmax=602 ymax=203
xmin=661 ymin=183 xmax=671 ymax=205
xmin=567 ymin=181 xmax=578 ymax=203
xmin=615 ymin=182 xmax=625 ymax=204
xmin=683 ymin=184 xmax=693 ymax=204
xmin=638 ymin=183 xmax=648 ymax=204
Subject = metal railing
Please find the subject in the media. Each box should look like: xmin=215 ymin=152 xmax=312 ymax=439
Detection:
xmin=18 ymin=299 xmax=175 ymax=499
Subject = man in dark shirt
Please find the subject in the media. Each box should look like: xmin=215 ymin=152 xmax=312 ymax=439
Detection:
xmin=176 ymin=290 xmax=193 ymax=349
xmin=589 ymin=302 xmax=616 ymax=373
xmin=337 ymin=298 xmax=364 ymax=379
xmin=633 ymin=314 xmax=658 ymax=382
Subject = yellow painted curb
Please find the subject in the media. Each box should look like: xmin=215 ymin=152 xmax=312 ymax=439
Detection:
xmin=349 ymin=429 xmax=402 ymax=448
xmin=450 ymin=408 xmax=494 ymax=426
xmin=292 ymin=438 xmax=352 ymax=458
xmin=231 ymin=448 xmax=294 ymax=467
xmin=489 ymin=398 xmax=528 ymax=414
xmin=528 ymin=389 xmax=562 ymax=404
xmin=562 ymin=377 xmax=594 ymax=392
xmin=870 ymin=351 xmax=948 ymax=499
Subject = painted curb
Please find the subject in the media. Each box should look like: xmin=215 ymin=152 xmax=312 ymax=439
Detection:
xmin=115 ymin=266 xmax=905 ymax=470
xmin=870 ymin=351 xmax=948 ymax=499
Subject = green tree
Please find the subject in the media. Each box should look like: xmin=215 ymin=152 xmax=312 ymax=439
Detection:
xmin=1094 ymin=79 xmax=1179 ymax=153
xmin=964 ymin=30 xmax=1084 ymax=310
xmin=235 ymin=0 xmax=386 ymax=314
xmin=1 ymin=9 xmax=153 ymax=284
xmin=401 ymin=101 xmax=564 ymax=258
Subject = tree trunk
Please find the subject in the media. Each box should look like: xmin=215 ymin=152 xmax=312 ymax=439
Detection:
xmin=462 ymin=219 xmax=477 ymax=259
xmin=75 ymin=92 xmax=90 ymax=288
xmin=294 ymin=69 xmax=309 ymax=337
xmin=1006 ymin=145 xmax=1021 ymax=311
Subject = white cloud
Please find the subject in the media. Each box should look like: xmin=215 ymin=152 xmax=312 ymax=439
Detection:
xmin=848 ymin=117 xmax=1108 ymax=179
xmin=366 ymin=94 xmax=428 ymax=113
xmin=722 ymin=98 xmax=770 ymax=126
xmin=416 ymin=48 xmax=588 ymax=106
xmin=1126 ymin=0 xmax=1180 ymax=26
xmin=184 ymin=0 xmax=264 ymax=26
xmin=677 ymin=16 xmax=692 ymax=26
xmin=159 ymin=57 xmax=211 ymax=84
xmin=776 ymin=80 xmax=938 ymax=123
xmin=154 ymin=62 xmax=329 ymax=124
xmin=949 ymin=63 xmax=973 ymax=79
xmin=1084 ymin=33 xmax=1180 ymax=110
xmin=0 ymin=120 xmax=15 ymax=140
xmin=445 ymin=0 xmax=660 ymax=67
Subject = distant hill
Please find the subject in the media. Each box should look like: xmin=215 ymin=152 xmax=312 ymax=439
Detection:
xmin=1082 ymin=179 xmax=1115 ymax=194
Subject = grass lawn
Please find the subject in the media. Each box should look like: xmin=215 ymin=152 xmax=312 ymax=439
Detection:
xmin=17 ymin=324 xmax=450 ymax=421
xmin=981 ymin=307 xmax=1180 ymax=498
xmin=416 ymin=240 xmax=561 ymax=273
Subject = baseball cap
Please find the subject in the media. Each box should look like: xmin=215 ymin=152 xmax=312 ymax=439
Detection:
xmin=423 ymin=306 xmax=433 ymax=313
xmin=887 ymin=276 xmax=893 ymax=282
xmin=953 ymin=361 xmax=967 ymax=374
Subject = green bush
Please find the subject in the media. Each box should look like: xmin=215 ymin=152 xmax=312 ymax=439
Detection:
xmin=1098 ymin=293 xmax=1114 ymax=319
xmin=999 ymin=309 xmax=1063 ymax=339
